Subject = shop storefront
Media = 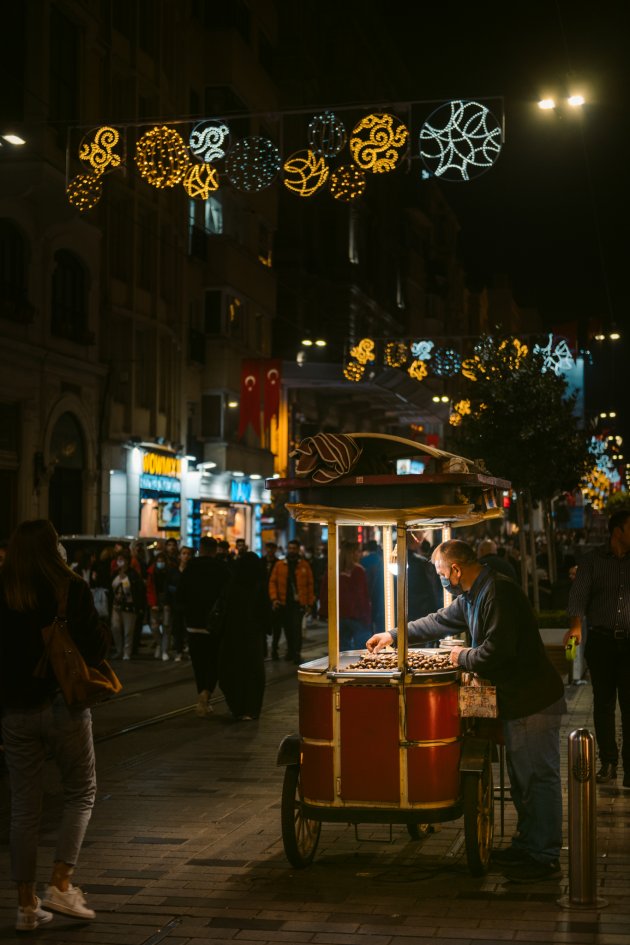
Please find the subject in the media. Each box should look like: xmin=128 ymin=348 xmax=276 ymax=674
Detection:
xmin=184 ymin=471 xmax=268 ymax=553
xmin=108 ymin=444 xmax=183 ymax=539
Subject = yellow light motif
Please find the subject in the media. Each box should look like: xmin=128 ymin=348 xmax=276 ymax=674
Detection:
xmin=408 ymin=359 xmax=428 ymax=381
xmin=349 ymin=338 xmax=375 ymax=365
xmin=135 ymin=126 xmax=190 ymax=189
xmin=449 ymin=412 xmax=463 ymax=426
xmin=182 ymin=163 xmax=219 ymax=199
xmin=453 ymin=399 xmax=471 ymax=416
xmin=282 ymin=149 xmax=329 ymax=197
xmin=350 ymin=113 xmax=409 ymax=173
xmin=461 ymin=356 xmax=482 ymax=381
xmin=66 ymin=172 xmax=103 ymax=212
xmin=384 ymin=341 xmax=408 ymax=367
xmin=79 ymin=126 xmax=122 ymax=175
xmin=344 ymin=361 xmax=365 ymax=382
xmin=329 ymin=164 xmax=366 ymax=202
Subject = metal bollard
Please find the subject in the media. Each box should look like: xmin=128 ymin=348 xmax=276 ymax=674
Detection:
xmin=558 ymin=728 xmax=606 ymax=909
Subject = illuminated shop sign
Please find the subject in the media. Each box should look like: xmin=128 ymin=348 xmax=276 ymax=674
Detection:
xmin=140 ymin=474 xmax=181 ymax=494
xmin=142 ymin=451 xmax=181 ymax=478
xmin=230 ymin=479 xmax=252 ymax=503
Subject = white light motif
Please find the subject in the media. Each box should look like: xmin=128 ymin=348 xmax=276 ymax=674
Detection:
xmin=410 ymin=339 xmax=434 ymax=360
xmin=419 ymin=100 xmax=503 ymax=182
xmin=189 ymin=120 xmax=231 ymax=163
xmin=534 ymin=334 xmax=576 ymax=375
xmin=308 ymin=111 xmax=347 ymax=157
xmin=432 ymin=347 xmax=462 ymax=377
xmin=225 ymin=137 xmax=281 ymax=192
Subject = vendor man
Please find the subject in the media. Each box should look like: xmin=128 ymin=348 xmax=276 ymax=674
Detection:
xmin=366 ymin=538 xmax=566 ymax=883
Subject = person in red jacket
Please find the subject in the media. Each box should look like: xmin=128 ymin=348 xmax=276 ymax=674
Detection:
xmin=320 ymin=540 xmax=371 ymax=651
xmin=268 ymin=540 xmax=314 ymax=664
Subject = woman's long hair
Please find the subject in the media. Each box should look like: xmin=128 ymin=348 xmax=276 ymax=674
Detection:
xmin=339 ymin=540 xmax=359 ymax=575
xmin=2 ymin=519 xmax=80 ymax=611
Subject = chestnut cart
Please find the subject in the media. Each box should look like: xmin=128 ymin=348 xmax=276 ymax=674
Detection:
xmin=269 ymin=434 xmax=510 ymax=876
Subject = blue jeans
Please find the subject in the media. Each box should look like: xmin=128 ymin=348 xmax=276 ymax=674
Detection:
xmin=1 ymin=694 xmax=97 ymax=882
xmin=502 ymin=697 xmax=565 ymax=864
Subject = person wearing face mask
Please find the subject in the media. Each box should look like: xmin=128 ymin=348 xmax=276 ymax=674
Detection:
xmin=146 ymin=552 xmax=172 ymax=660
xmin=110 ymin=550 xmax=144 ymax=660
xmin=366 ymin=538 xmax=566 ymax=884
xmin=268 ymin=540 xmax=315 ymax=664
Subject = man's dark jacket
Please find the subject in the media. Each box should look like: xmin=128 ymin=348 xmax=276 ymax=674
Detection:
xmin=396 ymin=568 xmax=564 ymax=720
xmin=176 ymin=555 xmax=228 ymax=627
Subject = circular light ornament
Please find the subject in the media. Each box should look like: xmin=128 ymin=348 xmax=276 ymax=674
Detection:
xmin=78 ymin=125 xmax=123 ymax=176
xmin=384 ymin=341 xmax=409 ymax=368
xmin=308 ymin=110 xmax=347 ymax=157
xmin=135 ymin=126 xmax=190 ymax=189
xmin=189 ymin=119 xmax=231 ymax=163
xmin=329 ymin=164 xmax=366 ymax=202
xmin=408 ymin=359 xmax=428 ymax=381
xmin=349 ymin=113 xmax=409 ymax=173
xmin=432 ymin=347 xmax=462 ymax=377
xmin=66 ymin=172 xmax=103 ymax=212
xmin=183 ymin=163 xmax=219 ymax=199
xmin=419 ymin=100 xmax=503 ymax=181
xmin=343 ymin=361 xmax=364 ymax=382
xmin=283 ymin=149 xmax=329 ymax=197
xmin=225 ymin=137 xmax=281 ymax=192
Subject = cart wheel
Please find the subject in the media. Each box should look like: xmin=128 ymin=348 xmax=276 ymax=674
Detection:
xmin=462 ymin=759 xmax=494 ymax=876
xmin=281 ymin=764 xmax=321 ymax=868
xmin=406 ymin=823 xmax=431 ymax=841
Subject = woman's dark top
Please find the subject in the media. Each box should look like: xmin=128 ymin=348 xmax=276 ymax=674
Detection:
xmin=0 ymin=576 xmax=109 ymax=710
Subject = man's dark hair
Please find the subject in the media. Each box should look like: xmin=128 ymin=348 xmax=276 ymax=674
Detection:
xmin=217 ymin=540 xmax=229 ymax=551
xmin=288 ymin=539 xmax=300 ymax=548
xmin=365 ymin=539 xmax=378 ymax=552
xmin=265 ymin=541 xmax=277 ymax=550
xmin=199 ymin=536 xmax=218 ymax=555
xmin=609 ymin=509 xmax=630 ymax=535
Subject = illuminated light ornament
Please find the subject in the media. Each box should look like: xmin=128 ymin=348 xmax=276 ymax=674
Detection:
xmin=384 ymin=341 xmax=409 ymax=367
xmin=343 ymin=361 xmax=365 ymax=382
xmin=534 ymin=333 xmax=576 ymax=375
xmin=453 ymin=399 xmax=471 ymax=416
xmin=189 ymin=119 xmax=231 ymax=163
xmin=349 ymin=113 xmax=409 ymax=173
xmin=410 ymin=339 xmax=434 ymax=360
xmin=308 ymin=111 xmax=347 ymax=157
xmin=461 ymin=356 xmax=484 ymax=381
xmin=432 ymin=347 xmax=461 ymax=377
xmin=497 ymin=337 xmax=528 ymax=369
xmin=182 ymin=163 xmax=219 ymax=199
xmin=66 ymin=172 xmax=103 ymax=212
xmin=79 ymin=126 xmax=123 ymax=175
xmin=408 ymin=359 xmax=428 ymax=381
xmin=225 ymin=137 xmax=281 ymax=193
xmin=449 ymin=411 xmax=463 ymax=426
xmin=282 ymin=149 xmax=329 ymax=197
xmin=135 ymin=126 xmax=190 ymax=189
xmin=329 ymin=164 xmax=366 ymax=202
xmin=349 ymin=338 xmax=376 ymax=365
xmin=419 ymin=100 xmax=503 ymax=182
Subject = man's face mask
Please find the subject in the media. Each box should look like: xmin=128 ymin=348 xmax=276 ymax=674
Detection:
xmin=438 ymin=563 xmax=459 ymax=594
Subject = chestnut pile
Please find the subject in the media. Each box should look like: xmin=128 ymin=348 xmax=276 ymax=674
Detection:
xmin=345 ymin=650 xmax=453 ymax=672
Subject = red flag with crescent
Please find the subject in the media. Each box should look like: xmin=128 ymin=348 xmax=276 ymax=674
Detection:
xmin=263 ymin=359 xmax=281 ymax=429
xmin=238 ymin=359 xmax=261 ymax=438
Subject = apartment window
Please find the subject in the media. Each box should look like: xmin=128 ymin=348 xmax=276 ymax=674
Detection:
xmin=138 ymin=0 xmax=157 ymax=54
xmin=51 ymin=250 xmax=88 ymax=342
xmin=49 ymin=6 xmax=79 ymax=126
xmin=135 ymin=326 xmax=155 ymax=408
xmin=204 ymin=290 xmax=223 ymax=334
xmin=201 ymin=393 xmax=223 ymax=439
xmin=0 ymin=219 xmax=28 ymax=317
xmin=158 ymin=333 xmax=171 ymax=413
xmin=349 ymin=208 xmax=360 ymax=264
xmin=137 ymin=205 xmax=156 ymax=290
xmin=226 ymin=294 xmax=245 ymax=340
xmin=258 ymin=29 xmax=274 ymax=76
xmin=160 ymin=223 xmax=174 ymax=301
xmin=109 ymin=198 xmax=131 ymax=279
xmin=111 ymin=317 xmax=131 ymax=405
xmin=258 ymin=223 xmax=273 ymax=268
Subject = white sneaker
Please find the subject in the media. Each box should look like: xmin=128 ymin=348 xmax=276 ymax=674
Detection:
xmin=174 ymin=653 xmax=182 ymax=662
xmin=16 ymin=898 xmax=53 ymax=931
xmin=153 ymin=645 xmax=161 ymax=659
xmin=42 ymin=884 xmax=95 ymax=920
xmin=162 ymin=652 xmax=170 ymax=661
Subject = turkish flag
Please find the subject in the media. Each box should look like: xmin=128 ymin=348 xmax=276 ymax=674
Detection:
xmin=263 ymin=359 xmax=281 ymax=429
xmin=238 ymin=359 xmax=261 ymax=438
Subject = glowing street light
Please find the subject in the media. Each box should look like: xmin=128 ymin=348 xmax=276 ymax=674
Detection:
xmin=567 ymin=94 xmax=585 ymax=107
xmin=538 ymin=98 xmax=556 ymax=110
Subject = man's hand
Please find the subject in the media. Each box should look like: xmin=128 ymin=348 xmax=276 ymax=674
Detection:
xmin=449 ymin=645 xmax=466 ymax=667
xmin=563 ymin=618 xmax=582 ymax=647
xmin=366 ymin=631 xmax=393 ymax=653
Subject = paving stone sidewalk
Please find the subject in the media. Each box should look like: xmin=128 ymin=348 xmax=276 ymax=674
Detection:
xmin=1 ymin=641 xmax=629 ymax=945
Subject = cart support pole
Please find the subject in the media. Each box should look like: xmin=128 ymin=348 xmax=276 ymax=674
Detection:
xmin=558 ymin=728 xmax=606 ymax=909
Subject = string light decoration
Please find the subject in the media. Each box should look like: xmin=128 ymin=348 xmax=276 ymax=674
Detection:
xmin=497 ymin=337 xmax=529 ymax=369
xmin=225 ymin=137 xmax=281 ymax=192
xmin=432 ymin=347 xmax=462 ymax=376
xmin=79 ymin=126 xmax=123 ymax=175
xmin=350 ymin=113 xmax=409 ymax=173
xmin=449 ymin=411 xmax=463 ymax=426
xmin=461 ymin=356 xmax=482 ymax=381
xmin=453 ymin=399 xmax=471 ymax=416
xmin=384 ymin=341 xmax=408 ymax=367
xmin=189 ymin=119 xmax=231 ymax=163
xmin=282 ymin=149 xmax=329 ymax=197
xmin=408 ymin=359 xmax=428 ymax=381
xmin=343 ymin=361 xmax=365 ymax=382
xmin=350 ymin=338 xmax=376 ymax=364
xmin=66 ymin=172 xmax=103 ymax=212
xmin=308 ymin=111 xmax=347 ymax=157
xmin=330 ymin=164 xmax=366 ymax=202
xmin=183 ymin=163 xmax=219 ymax=199
xmin=419 ymin=100 xmax=503 ymax=181
xmin=533 ymin=333 xmax=576 ymax=375
xmin=410 ymin=339 xmax=434 ymax=360
xmin=135 ymin=126 xmax=190 ymax=188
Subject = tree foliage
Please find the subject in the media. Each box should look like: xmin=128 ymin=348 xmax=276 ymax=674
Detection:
xmin=445 ymin=336 xmax=590 ymax=500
